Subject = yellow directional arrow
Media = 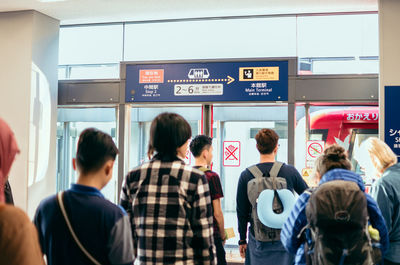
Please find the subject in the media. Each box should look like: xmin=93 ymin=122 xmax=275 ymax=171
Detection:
xmin=227 ymin=76 xmax=235 ymax=84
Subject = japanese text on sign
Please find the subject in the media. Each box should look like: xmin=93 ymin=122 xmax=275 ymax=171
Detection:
xmin=389 ymin=129 xmax=400 ymax=148
xmin=139 ymin=69 xmax=164 ymax=83
xmin=239 ymin=67 xmax=279 ymax=81
xmin=346 ymin=113 xmax=378 ymax=121
xmin=126 ymin=61 xmax=288 ymax=102
xmin=174 ymin=84 xmax=223 ymax=96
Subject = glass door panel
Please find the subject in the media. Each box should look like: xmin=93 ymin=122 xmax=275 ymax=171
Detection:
xmin=213 ymin=105 xmax=288 ymax=246
xmin=295 ymin=105 xmax=378 ymax=186
xmin=129 ymin=106 xmax=202 ymax=170
xmin=57 ymin=108 xmax=118 ymax=202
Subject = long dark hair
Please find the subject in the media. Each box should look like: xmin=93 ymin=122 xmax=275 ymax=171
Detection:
xmin=147 ymin=112 xmax=191 ymax=160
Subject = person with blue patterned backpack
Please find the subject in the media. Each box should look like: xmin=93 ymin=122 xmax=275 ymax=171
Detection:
xmin=281 ymin=144 xmax=389 ymax=265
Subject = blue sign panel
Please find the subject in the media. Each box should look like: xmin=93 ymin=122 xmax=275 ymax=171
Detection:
xmin=125 ymin=61 xmax=288 ymax=102
xmin=385 ymin=86 xmax=400 ymax=156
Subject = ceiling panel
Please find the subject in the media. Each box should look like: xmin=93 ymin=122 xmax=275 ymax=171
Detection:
xmin=0 ymin=0 xmax=378 ymax=24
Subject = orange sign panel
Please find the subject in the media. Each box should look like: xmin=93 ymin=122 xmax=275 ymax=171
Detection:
xmin=239 ymin=67 xmax=279 ymax=81
xmin=139 ymin=69 xmax=164 ymax=83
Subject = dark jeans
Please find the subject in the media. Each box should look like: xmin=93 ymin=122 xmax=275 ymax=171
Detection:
xmin=214 ymin=236 xmax=227 ymax=265
xmin=245 ymin=232 xmax=293 ymax=265
xmin=385 ymin=259 xmax=400 ymax=265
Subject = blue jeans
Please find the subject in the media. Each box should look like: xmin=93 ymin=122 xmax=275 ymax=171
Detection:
xmin=245 ymin=232 xmax=293 ymax=265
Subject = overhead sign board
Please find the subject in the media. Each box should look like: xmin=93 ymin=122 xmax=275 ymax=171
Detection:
xmin=385 ymin=86 xmax=400 ymax=156
xmin=125 ymin=61 xmax=288 ymax=102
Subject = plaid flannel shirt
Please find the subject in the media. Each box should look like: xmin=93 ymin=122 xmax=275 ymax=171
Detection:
xmin=120 ymin=158 xmax=216 ymax=265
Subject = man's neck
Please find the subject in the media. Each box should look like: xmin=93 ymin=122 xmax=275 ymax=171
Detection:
xmin=259 ymin=153 xmax=276 ymax=163
xmin=194 ymin=158 xmax=208 ymax=168
xmin=76 ymin=174 xmax=104 ymax=191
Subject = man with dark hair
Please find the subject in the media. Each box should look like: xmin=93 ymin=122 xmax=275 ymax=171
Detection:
xmin=121 ymin=113 xmax=215 ymax=264
xmin=34 ymin=128 xmax=133 ymax=265
xmin=190 ymin=135 xmax=227 ymax=265
xmin=236 ymin=128 xmax=307 ymax=265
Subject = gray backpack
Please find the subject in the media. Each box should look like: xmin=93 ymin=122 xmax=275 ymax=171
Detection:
xmin=305 ymin=180 xmax=381 ymax=265
xmin=247 ymin=162 xmax=287 ymax=242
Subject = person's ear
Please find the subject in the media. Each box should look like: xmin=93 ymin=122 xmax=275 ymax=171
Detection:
xmin=202 ymin=149 xmax=208 ymax=160
xmin=104 ymin=160 xmax=114 ymax=176
xmin=72 ymin=158 xmax=77 ymax=171
xmin=274 ymin=145 xmax=279 ymax=154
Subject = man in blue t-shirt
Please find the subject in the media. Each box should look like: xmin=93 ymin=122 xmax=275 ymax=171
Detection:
xmin=34 ymin=128 xmax=133 ymax=265
xmin=236 ymin=128 xmax=307 ymax=265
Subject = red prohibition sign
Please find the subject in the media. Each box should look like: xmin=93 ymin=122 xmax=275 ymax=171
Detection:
xmin=225 ymin=146 xmax=238 ymax=160
xmin=308 ymin=142 xmax=323 ymax=158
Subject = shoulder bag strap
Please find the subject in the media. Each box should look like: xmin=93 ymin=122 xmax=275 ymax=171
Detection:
xmin=198 ymin=166 xmax=210 ymax=173
xmin=269 ymin=161 xmax=283 ymax=190
xmin=57 ymin=192 xmax=101 ymax=265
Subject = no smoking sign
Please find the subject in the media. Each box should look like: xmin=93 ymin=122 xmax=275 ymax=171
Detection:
xmin=306 ymin=140 xmax=325 ymax=161
xmin=223 ymin=141 xmax=240 ymax=167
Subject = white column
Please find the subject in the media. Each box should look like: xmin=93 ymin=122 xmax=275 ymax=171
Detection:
xmin=379 ymin=0 xmax=400 ymax=139
xmin=0 ymin=10 xmax=59 ymax=217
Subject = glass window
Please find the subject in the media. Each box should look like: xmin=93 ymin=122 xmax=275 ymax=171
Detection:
xmin=59 ymin=24 xmax=124 ymax=65
xmin=57 ymin=108 xmax=118 ymax=202
xmin=297 ymin=14 xmax=379 ymax=74
xmin=295 ymin=105 xmax=379 ymax=186
xmin=59 ymin=24 xmax=123 ymax=79
xmin=212 ymin=105 xmax=288 ymax=246
xmin=129 ymin=106 xmax=202 ymax=170
xmin=349 ymin=129 xmax=379 ymax=181
xmin=67 ymin=64 xmax=120 ymax=80
xmin=124 ymin=17 xmax=296 ymax=61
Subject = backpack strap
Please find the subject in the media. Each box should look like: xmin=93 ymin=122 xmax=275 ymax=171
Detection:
xmin=198 ymin=166 xmax=210 ymax=173
xmin=269 ymin=161 xmax=283 ymax=190
xmin=248 ymin=162 xmax=283 ymax=193
xmin=248 ymin=165 xmax=265 ymax=193
xmin=303 ymin=188 xmax=314 ymax=196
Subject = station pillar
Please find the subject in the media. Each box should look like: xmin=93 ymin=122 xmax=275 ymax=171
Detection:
xmin=379 ymin=0 xmax=400 ymax=139
xmin=0 ymin=11 xmax=59 ymax=217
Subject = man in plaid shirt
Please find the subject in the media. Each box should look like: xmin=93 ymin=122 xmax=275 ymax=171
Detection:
xmin=120 ymin=112 xmax=216 ymax=264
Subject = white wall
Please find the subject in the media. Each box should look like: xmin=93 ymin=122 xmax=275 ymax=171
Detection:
xmin=28 ymin=11 xmax=59 ymax=217
xmin=0 ymin=10 xmax=59 ymax=216
xmin=0 ymin=11 xmax=34 ymax=210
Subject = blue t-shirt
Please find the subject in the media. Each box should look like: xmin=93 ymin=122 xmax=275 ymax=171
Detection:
xmin=34 ymin=184 xmax=133 ymax=265
xmin=236 ymin=162 xmax=308 ymax=241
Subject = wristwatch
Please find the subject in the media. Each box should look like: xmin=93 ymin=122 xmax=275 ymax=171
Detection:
xmin=238 ymin=239 xmax=247 ymax=245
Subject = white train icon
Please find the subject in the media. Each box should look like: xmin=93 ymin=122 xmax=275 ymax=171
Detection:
xmin=188 ymin=68 xmax=210 ymax=79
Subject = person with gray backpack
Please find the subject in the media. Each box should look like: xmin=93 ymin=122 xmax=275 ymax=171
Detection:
xmin=236 ymin=128 xmax=308 ymax=265
xmin=281 ymin=144 xmax=389 ymax=265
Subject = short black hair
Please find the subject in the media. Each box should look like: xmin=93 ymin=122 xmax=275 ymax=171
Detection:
xmin=147 ymin=112 xmax=191 ymax=159
xmin=190 ymin=135 xmax=212 ymax=157
xmin=76 ymin=128 xmax=118 ymax=175
xmin=255 ymin=128 xmax=279 ymax=154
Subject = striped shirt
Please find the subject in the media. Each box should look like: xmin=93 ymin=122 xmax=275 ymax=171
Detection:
xmin=120 ymin=156 xmax=216 ymax=264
